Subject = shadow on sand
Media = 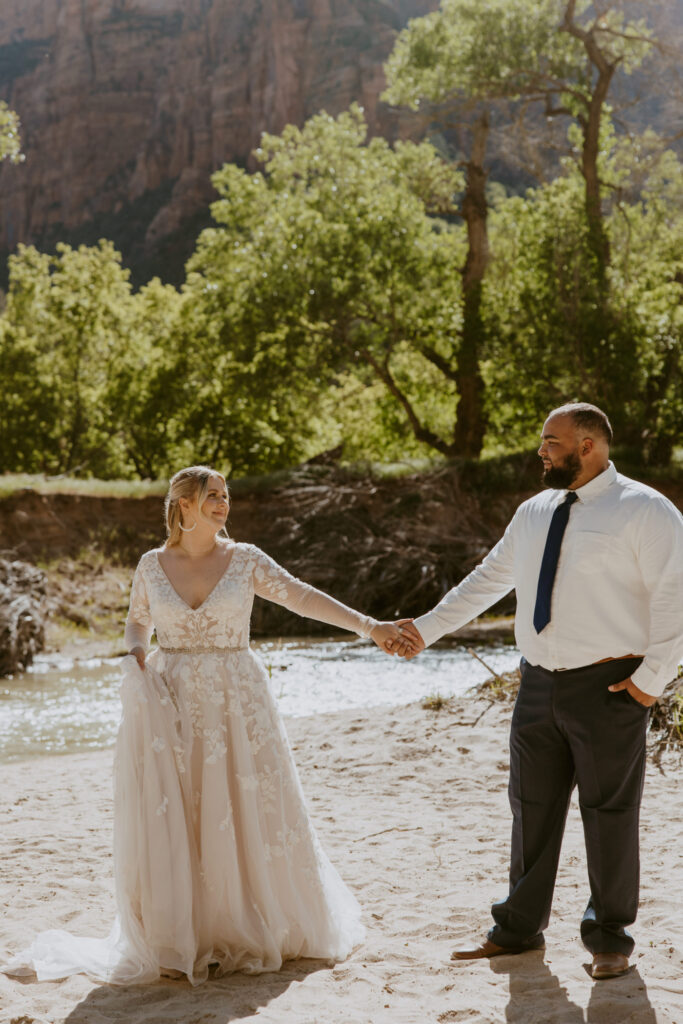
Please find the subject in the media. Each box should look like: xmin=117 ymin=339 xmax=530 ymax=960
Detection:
xmin=489 ymin=952 xmax=657 ymax=1024
xmin=61 ymin=958 xmax=328 ymax=1024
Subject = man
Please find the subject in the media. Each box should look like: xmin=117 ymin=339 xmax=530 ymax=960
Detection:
xmin=396 ymin=403 xmax=683 ymax=980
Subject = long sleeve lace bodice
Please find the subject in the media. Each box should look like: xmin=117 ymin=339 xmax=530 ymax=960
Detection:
xmin=124 ymin=543 xmax=378 ymax=652
xmin=5 ymin=543 xmax=367 ymax=986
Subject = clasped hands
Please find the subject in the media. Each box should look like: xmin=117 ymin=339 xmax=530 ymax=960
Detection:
xmin=370 ymin=619 xmax=424 ymax=659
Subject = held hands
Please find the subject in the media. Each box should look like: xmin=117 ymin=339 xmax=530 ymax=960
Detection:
xmin=390 ymin=620 xmax=425 ymax=660
xmin=608 ymin=677 xmax=657 ymax=707
xmin=371 ymin=619 xmax=419 ymax=656
xmin=370 ymin=619 xmax=425 ymax=659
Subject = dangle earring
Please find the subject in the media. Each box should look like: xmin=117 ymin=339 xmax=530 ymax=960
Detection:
xmin=179 ymin=520 xmax=197 ymax=533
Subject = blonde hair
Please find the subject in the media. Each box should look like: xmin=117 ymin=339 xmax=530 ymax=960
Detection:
xmin=164 ymin=465 xmax=229 ymax=546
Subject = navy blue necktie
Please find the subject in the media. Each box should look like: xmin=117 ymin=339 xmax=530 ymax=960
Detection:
xmin=533 ymin=491 xmax=579 ymax=634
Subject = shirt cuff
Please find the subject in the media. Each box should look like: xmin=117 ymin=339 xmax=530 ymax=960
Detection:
xmin=412 ymin=612 xmax=445 ymax=649
xmin=631 ymin=659 xmax=674 ymax=698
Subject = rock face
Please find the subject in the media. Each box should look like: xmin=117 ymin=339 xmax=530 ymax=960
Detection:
xmin=0 ymin=558 xmax=47 ymax=675
xmin=0 ymin=0 xmax=434 ymax=284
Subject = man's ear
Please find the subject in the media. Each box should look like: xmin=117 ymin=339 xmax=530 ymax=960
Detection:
xmin=581 ymin=437 xmax=594 ymax=456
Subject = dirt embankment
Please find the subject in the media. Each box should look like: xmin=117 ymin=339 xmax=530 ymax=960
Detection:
xmin=1 ymin=459 xmax=681 ymax=657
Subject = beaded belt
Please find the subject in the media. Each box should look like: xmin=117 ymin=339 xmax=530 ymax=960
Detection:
xmin=159 ymin=644 xmax=247 ymax=655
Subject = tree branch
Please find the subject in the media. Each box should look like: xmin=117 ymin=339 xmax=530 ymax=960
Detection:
xmin=421 ymin=344 xmax=459 ymax=381
xmin=595 ymin=26 xmax=659 ymax=50
xmin=544 ymin=97 xmax=575 ymax=119
xmin=562 ymin=2 xmax=619 ymax=77
xmin=359 ymin=347 xmax=455 ymax=455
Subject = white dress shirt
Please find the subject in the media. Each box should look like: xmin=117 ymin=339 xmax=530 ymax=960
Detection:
xmin=413 ymin=462 xmax=683 ymax=697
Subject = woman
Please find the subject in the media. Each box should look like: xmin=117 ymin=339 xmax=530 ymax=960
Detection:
xmin=4 ymin=466 xmax=411 ymax=985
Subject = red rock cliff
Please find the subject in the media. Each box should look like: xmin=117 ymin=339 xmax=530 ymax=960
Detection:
xmin=0 ymin=0 xmax=435 ymax=284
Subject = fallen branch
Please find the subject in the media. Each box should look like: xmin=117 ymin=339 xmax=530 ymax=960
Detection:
xmin=354 ymin=825 xmax=423 ymax=842
xmin=466 ymin=646 xmax=509 ymax=686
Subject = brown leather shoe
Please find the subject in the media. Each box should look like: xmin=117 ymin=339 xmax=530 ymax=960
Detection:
xmin=451 ymin=937 xmax=545 ymax=961
xmin=591 ymin=952 xmax=630 ymax=979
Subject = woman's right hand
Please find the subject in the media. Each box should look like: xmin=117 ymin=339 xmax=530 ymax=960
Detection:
xmin=371 ymin=619 xmax=417 ymax=656
xmin=129 ymin=646 xmax=146 ymax=670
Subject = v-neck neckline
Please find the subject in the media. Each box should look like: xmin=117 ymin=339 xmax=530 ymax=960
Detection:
xmin=156 ymin=545 xmax=238 ymax=612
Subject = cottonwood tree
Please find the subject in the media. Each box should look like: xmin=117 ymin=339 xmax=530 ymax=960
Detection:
xmin=482 ymin=139 xmax=682 ymax=463
xmin=186 ymin=106 xmax=471 ymax=463
xmin=106 ymin=276 xmax=186 ymax=479
xmin=383 ymin=0 xmax=668 ymax=451
xmin=0 ymin=241 xmax=136 ymax=476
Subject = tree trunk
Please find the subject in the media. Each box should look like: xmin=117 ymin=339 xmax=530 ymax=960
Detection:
xmin=581 ymin=64 xmax=614 ymax=288
xmin=562 ymin=2 xmax=615 ymax=286
xmin=455 ymin=109 xmax=489 ymax=458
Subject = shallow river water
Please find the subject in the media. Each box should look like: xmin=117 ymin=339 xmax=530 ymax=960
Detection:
xmin=0 ymin=637 xmax=520 ymax=762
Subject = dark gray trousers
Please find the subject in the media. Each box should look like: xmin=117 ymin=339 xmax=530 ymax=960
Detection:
xmin=488 ymin=656 xmax=649 ymax=956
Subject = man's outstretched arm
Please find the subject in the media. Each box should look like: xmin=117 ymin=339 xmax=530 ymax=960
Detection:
xmin=391 ymin=518 xmax=518 ymax=658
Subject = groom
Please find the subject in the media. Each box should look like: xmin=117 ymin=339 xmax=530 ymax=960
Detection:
xmin=394 ymin=403 xmax=683 ymax=980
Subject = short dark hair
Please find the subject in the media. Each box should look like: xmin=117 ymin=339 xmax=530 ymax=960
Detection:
xmin=550 ymin=402 xmax=613 ymax=445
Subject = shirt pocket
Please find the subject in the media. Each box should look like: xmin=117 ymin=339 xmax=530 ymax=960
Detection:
xmin=568 ymin=530 xmax=613 ymax=574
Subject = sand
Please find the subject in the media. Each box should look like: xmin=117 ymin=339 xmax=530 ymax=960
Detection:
xmin=1 ymin=695 xmax=682 ymax=1024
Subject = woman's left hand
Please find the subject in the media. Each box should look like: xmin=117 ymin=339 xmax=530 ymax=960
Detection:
xmin=370 ymin=619 xmax=416 ymax=656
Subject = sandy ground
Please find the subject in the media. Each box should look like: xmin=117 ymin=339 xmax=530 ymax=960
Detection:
xmin=1 ymin=695 xmax=682 ymax=1024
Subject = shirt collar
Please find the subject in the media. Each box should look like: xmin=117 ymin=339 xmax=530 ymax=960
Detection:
xmin=571 ymin=461 xmax=617 ymax=503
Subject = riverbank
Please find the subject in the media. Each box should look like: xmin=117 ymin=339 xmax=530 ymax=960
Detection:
xmin=1 ymin=695 xmax=681 ymax=1024
xmin=4 ymin=458 xmax=682 ymax=657
xmin=1 ymin=461 xmax=533 ymax=643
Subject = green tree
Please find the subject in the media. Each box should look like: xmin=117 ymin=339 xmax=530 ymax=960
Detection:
xmin=482 ymin=141 xmax=683 ymax=461
xmin=0 ymin=101 xmax=23 ymax=164
xmin=106 ymin=277 xmax=186 ymax=478
xmin=0 ymin=241 xmax=137 ymax=476
xmin=383 ymin=0 xmax=661 ymax=453
xmin=186 ymin=106 xmax=469 ymax=463
xmin=606 ymin=138 xmax=683 ymax=463
xmin=384 ymin=0 xmax=579 ymax=455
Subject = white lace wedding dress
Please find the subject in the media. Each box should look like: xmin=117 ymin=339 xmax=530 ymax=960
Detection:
xmin=3 ymin=544 xmax=374 ymax=985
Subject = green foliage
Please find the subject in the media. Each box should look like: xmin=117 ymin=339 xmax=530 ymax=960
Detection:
xmin=186 ymin=105 xmax=467 ymax=462
xmin=383 ymin=0 xmax=674 ymax=462
xmin=384 ymin=0 xmax=653 ymax=120
xmin=483 ymin=173 xmax=617 ymax=444
xmin=607 ymin=143 xmax=683 ymax=463
xmin=482 ymin=147 xmax=683 ymax=458
xmin=0 ymin=242 xmax=137 ymax=476
xmin=0 ymin=101 xmax=23 ymax=164
xmin=105 ymin=276 xmax=185 ymax=478
xmin=0 ymin=3 xmax=678 ymax=477
xmin=384 ymin=0 xmax=582 ymax=109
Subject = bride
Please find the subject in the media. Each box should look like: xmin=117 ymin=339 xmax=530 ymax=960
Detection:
xmin=3 ymin=465 xmax=413 ymax=985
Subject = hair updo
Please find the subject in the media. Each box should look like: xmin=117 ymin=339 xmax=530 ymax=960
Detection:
xmin=164 ymin=465 xmax=229 ymax=547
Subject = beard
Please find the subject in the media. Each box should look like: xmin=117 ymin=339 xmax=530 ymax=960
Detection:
xmin=542 ymin=449 xmax=582 ymax=489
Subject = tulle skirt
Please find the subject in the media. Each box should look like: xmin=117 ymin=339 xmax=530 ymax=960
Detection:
xmin=2 ymin=652 xmax=364 ymax=985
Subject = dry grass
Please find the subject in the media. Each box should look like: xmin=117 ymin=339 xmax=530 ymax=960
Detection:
xmin=421 ymin=692 xmax=455 ymax=712
xmin=0 ymin=473 xmax=167 ymax=500
xmin=648 ymin=675 xmax=683 ymax=765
